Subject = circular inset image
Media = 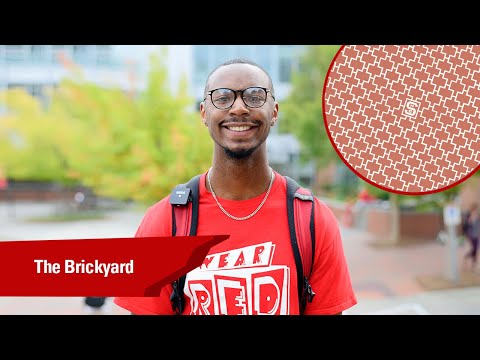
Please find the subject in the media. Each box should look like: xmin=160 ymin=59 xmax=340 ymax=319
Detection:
xmin=323 ymin=45 xmax=480 ymax=195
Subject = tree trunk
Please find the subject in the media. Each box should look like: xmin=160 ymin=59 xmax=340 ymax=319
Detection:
xmin=389 ymin=193 xmax=400 ymax=245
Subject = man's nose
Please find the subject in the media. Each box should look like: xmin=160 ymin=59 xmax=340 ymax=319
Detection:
xmin=229 ymin=94 xmax=249 ymax=114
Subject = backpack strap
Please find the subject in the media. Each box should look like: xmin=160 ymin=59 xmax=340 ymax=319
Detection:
xmin=285 ymin=176 xmax=316 ymax=315
xmin=169 ymin=174 xmax=315 ymax=315
xmin=169 ymin=174 xmax=201 ymax=314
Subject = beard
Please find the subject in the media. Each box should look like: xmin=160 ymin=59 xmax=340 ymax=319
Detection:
xmin=211 ymin=122 xmax=270 ymax=160
xmin=223 ymin=146 xmax=256 ymax=159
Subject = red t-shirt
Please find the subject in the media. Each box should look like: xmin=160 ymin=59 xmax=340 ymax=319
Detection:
xmin=114 ymin=171 xmax=357 ymax=315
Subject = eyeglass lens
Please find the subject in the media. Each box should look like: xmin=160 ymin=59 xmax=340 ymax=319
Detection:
xmin=211 ymin=87 xmax=267 ymax=109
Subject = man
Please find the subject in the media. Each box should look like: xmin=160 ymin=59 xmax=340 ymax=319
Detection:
xmin=114 ymin=58 xmax=357 ymax=315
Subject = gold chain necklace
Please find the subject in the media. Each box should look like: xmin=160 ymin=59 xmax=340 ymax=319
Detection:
xmin=207 ymin=167 xmax=275 ymax=221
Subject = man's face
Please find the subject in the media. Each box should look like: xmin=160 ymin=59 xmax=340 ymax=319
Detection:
xmin=200 ymin=64 xmax=278 ymax=159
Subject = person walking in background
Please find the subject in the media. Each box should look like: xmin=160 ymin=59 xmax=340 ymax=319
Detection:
xmin=462 ymin=203 xmax=480 ymax=272
xmin=113 ymin=58 xmax=357 ymax=315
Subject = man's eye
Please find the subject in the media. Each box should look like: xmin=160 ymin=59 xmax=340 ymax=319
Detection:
xmin=247 ymin=96 xmax=262 ymax=103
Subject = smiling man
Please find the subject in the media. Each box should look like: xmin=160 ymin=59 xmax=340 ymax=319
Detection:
xmin=113 ymin=58 xmax=357 ymax=315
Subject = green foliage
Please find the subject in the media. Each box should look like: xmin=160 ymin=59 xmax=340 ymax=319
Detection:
xmin=0 ymin=88 xmax=73 ymax=183
xmin=0 ymin=52 xmax=213 ymax=204
xmin=362 ymin=179 xmax=464 ymax=212
xmin=331 ymin=162 xmax=360 ymax=201
xmin=279 ymin=45 xmax=342 ymax=167
xmin=27 ymin=210 xmax=106 ymax=222
xmin=279 ymin=44 xmax=477 ymax=209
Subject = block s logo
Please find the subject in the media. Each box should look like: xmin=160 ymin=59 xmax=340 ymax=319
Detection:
xmin=403 ymin=99 xmax=420 ymax=118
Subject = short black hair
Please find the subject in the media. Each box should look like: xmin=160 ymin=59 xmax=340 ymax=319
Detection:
xmin=204 ymin=58 xmax=275 ymax=98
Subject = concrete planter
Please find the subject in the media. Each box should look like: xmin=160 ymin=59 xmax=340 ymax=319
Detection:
xmin=366 ymin=207 xmax=443 ymax=245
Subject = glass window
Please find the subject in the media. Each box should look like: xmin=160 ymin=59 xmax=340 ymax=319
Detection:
xmin=73 ymin=45 xmax=88 ymax=53
xmin=73 ymin=45 xmax=89 ymax=64
xmin=255 ymin=45 xmax=272 ymax=70
xmin=214 ymin=45 xmax=230 ymax=62
xmin=96 ymin=45 xmax=111 ymax=65
xmin=31 ymin=84 xmax=44 ymax=98
xmin=5 ymin=45 xmax=24 ymax=62
xmin=31 ymin=45 xmax=47 ymax=62
xmin=193 ymin=45 xmax=209 ymax=86
xmin=279 ymin=57 xmax=292 ymax=82
xmin=234 ymin=45 xmax=256 ymax=61
xmin=7 ymin=83 xmax=24 ymax=90
xmin=52 ymin=45 xmax=65 ymax=62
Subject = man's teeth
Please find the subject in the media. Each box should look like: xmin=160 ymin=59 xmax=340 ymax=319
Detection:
xmin=228 ymin=126 xmax=251 ymax=132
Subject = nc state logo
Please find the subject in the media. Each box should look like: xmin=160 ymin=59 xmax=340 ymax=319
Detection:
xmin=403 ymin=99 xmax=420 ymax=118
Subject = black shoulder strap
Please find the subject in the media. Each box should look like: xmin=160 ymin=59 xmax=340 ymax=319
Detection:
xmin=285 ymin=176 xmax=316 ymax=315
xmin=170 ymin=175 xmax=201 ymax=237
xmin=169 ymin=174 xmax=201 ymax=314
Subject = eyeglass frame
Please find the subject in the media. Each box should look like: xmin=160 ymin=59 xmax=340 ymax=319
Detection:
xmin=203 ymin=86 xmax=276 ymax=110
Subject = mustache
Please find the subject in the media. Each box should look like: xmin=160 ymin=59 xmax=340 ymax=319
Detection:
xmin=221 ymin=118 xmax=260 ymax=125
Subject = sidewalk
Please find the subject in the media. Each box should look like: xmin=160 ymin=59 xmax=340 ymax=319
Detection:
xmin=344 ymin=286 xmax=480 ymax=315
xmin=340 ymin=226 xmax=480 ymax=314
xmin=1 ymin=200 xmax=479 ymax=315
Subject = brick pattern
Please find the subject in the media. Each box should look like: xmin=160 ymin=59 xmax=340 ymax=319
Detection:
xmin=324 ymin=45 xmax=480 ymax=193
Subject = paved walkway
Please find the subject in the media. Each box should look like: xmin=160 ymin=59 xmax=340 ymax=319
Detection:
xmin=1 ymin=200 xmax=479 ymax=315
xmin=339 ymin=227 xmax=480 ymax=314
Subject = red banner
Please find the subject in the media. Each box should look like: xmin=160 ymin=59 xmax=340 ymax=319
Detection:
xmin=0 ymin=235 xmax=229 ymax=297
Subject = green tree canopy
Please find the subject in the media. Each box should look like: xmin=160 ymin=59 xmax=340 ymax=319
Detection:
xmin=0 ymin=53 xmax=213 ymax=204
xmin=279 ymin=45 xmax=342 ymax=168
xmin=278 ymin=45 xmax=477 ymax=208
xmin=0 ymin=88 xmax=72 ymax=183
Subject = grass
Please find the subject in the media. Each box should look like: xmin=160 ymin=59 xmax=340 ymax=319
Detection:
xmin=26 ymin=210 xmax=107 ymax=223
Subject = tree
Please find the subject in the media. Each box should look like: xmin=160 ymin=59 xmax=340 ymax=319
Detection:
xmin=0 ymin=52 xmax=213 ymax=205
xmin=279 ymin=45 xmax=358 ymax=199
xmin=279 ymin=45 xmax=342 ymax=168
xmin=278 ymin=45 xmax=479 ymax=244
xmin=0 ymin=88 xmax=73 ymax=184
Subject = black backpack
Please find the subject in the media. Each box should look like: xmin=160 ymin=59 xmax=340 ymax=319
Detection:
xmin=168 ymin=174 xmax=316 ymax=315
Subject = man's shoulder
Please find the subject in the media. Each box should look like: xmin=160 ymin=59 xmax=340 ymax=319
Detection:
xmin=278 ymin=175 xmax=334 ymax=218
xmin=145 ymin=173 xmax=205 ymax=213
xmin=144 ymin=195 xmax=172 ymax=216
xmin=310 ymin=196 xmax=339 ymax=225
xmin=135 ymin=195 xmax=173 ymax=236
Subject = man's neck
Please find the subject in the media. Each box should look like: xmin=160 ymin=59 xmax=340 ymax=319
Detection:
xmin=208 ymin=160 xmax=273 ymax=201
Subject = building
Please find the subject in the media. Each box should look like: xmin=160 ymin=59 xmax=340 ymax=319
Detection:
xmin=0 ymin=46 xmax=146 ymax=105
xmin=1 ymin=45 xmax=313 ymax=185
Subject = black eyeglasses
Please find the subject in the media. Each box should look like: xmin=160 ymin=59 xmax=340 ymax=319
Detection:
xmin=204 ymin=86 xmax=275 ymax=110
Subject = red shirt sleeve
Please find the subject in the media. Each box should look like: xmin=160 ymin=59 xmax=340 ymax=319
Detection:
xmin=113 ymin=197 xmax=176 ymax=315
xmin=303 ymin=198 xmax=357 ymax=315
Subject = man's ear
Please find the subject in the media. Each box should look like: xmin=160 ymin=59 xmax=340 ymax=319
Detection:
xmin=200 ymin=101 xmax=207 ymax=126
xmin=271 ymin=102 xmax=279 ymax=125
